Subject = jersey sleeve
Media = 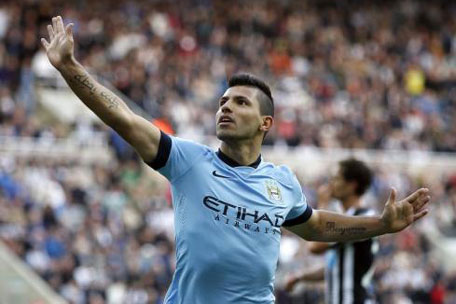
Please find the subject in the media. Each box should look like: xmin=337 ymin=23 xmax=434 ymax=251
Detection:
xmin=282 ymin=173 xmax=313 ymax=227
xmin=145 ymin=131 xmax=208 ymax=182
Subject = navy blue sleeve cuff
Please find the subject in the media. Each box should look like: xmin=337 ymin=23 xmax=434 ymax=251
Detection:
xmin=146 ymin=131 xmax=172 ymax=170
xmin=282 ymin=205 xmax=313 ymax=227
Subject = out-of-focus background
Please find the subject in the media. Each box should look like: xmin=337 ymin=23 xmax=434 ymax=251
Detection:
xmin=0 ymin=0 xmax=455 ymax=303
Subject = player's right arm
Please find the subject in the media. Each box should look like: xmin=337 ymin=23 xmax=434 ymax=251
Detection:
xmin=41 ymin=16 xmax=160 ymax=163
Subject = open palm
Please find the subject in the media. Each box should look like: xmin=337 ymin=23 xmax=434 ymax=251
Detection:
xmin=41 ymin=16 xmax=74 ymax=70
xmin=381 ymin=187 xmax=430 ymax=233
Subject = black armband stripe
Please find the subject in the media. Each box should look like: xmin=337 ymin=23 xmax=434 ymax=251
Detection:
xmin=146 ymin=131 xmax=172 ymax=169
xmin=282 ymin=205 xmax=313 ymax=227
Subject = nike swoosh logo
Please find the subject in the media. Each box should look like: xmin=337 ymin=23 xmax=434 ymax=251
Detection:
xmin=212 ymin=170 xmax=230 ymax=179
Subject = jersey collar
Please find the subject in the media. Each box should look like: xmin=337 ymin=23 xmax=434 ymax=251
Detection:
xmin=216 ymin=149 xmax=261 ymax=169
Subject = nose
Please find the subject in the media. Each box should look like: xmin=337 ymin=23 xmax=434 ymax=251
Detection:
xmin=221 ymin=99 xmax=233 ymax=113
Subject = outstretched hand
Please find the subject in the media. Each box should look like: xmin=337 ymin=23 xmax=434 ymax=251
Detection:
xmin=381 ymin=187 xmax=430 ymax=233
xmin=41 ymin=16 xmax=75 ymax=70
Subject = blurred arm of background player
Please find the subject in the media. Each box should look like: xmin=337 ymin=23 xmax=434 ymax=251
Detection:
xmin=285 ymin=185 xmax=331 ymax=292
xmin=41 ymin=16 xmax=161 ymax=164
xmin=285 ymin=266 xmax=325 ymax=292
xmin=284 ymin=267 xmax=325 ymax=292
xmin=308 ymin=184 xmax=334 ymax=254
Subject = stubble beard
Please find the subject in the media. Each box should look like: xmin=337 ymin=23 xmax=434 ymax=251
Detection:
xmin=216 ymin=131 xmax=243 ymax=143
xmin=216 ymin=128 xmax=254 ymax=144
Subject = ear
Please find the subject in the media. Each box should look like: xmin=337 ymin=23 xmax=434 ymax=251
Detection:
xmin=260 ymin=116 xmax=274 ymax=132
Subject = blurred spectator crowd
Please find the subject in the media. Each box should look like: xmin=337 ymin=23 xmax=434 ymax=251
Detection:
xmin=0 ymin=0 xmax=456 ymax=303
xmin=0 ymin=156 xmax=176 ymax=303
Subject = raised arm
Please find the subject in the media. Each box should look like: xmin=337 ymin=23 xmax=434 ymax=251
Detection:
xmin=287 ymin=188 xmax=430 ymax=242
xmin=41 ymin=16 xmax=161 ymax=163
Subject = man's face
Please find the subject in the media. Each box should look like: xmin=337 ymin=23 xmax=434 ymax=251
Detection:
xmin=330 ymin=168 xmax=356 ymax=201
xmin=215 ymin=86 xmax=265 ymax=142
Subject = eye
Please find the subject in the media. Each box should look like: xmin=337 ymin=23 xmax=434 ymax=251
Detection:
xmin=237 ymin=98 xmax=248 ymax=105
xmin=219 ymin=98 xmax=227 ymax=106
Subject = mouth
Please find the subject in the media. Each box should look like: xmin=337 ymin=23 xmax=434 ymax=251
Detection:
xmin=218 ymin=116 xmax=235 ymax=125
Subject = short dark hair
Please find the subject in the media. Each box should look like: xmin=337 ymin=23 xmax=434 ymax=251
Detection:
xmin=339 ymin=158 xmax=373 ymax=196
xmin=228 ymin=73 xmax=274 ymax=117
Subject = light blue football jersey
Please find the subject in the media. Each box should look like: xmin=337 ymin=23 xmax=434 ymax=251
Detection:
xmin=150 ymin=134 xmax=312 ymax=304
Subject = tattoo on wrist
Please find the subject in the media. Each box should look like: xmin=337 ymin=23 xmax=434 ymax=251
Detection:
xmin=100 ymin=91 xmax=120 ymax=109
xmin=325 ymin=222 xmax=367 ymax=235
xmin=73 ymin=74 xmax=97 ymax=95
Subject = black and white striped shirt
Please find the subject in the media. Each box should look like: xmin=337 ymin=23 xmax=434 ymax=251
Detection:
xmin=325 ymin=207 xmax=378 ymax=304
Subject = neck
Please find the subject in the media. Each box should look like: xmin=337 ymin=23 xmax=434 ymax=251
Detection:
xmin=220 ymin=139 xmax=262 ymax=166
xmin=342 ymin=195 xmax=361 ymax=211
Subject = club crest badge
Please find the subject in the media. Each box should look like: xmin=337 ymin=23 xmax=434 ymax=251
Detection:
xmin=265 ymin=180 xmax=282 ymax=202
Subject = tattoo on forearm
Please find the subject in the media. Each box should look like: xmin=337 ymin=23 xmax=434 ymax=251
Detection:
xmin=100 ymin=91 xmax=120 ymax=109
xmin=71 ymin=73 xmax=120 ymax=109
xmin=325 ymin=222 xmax=367 ymax=235
xmin=73 ymin=74 xmax=97 ymax=95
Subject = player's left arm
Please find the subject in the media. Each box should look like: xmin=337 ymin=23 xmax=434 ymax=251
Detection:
xmin=286 ymin=188 xmax=430 ymax=242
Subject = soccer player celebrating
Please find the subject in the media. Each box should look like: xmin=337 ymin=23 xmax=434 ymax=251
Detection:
xmin=41 ymin=16 xmax=431 ymax=304
xmin=286 ymin=159 xmax=379 ymax=303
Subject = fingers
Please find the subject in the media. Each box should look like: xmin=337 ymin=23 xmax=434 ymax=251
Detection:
xmin=44 ymin=16 xmax=71 ymax=49
xmin=386 ymin=187 xmax=396 ymax=205
xmin=413 ymin=193 xmax=431 ymax=212
xmin=413 ymin=209 xmax=429 ymax=222
xmin=56 ymin=16 xmax=65 ymax=34
xmin=47 ymin=25 xmax=55 ymax=40
xmin=51 ymin=16 xmax=65 ymax=35
xmin=404 ymin=188 xmax=429 ymax=204
xmin=65 ymin=23 xmax=74 ymax=38
xmin=52 ymin=17 xmax=58 ymax=33
xmin=41 ymin=38 xmax=50 ymax=50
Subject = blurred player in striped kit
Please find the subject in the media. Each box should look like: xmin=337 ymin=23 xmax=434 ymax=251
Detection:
xmin=286 ymin=159 xmax=378 ymax=304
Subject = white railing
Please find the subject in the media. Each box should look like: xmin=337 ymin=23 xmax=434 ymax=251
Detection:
xmin=0 ymin=135 xmax=112 ymax=164
xmin=0 ymin=241 xmax=67 ymax=304
xmin=262 ymin=145 xmax=456 ymax=178
xmin=3 ymin=132 xmax=456 ymax=174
